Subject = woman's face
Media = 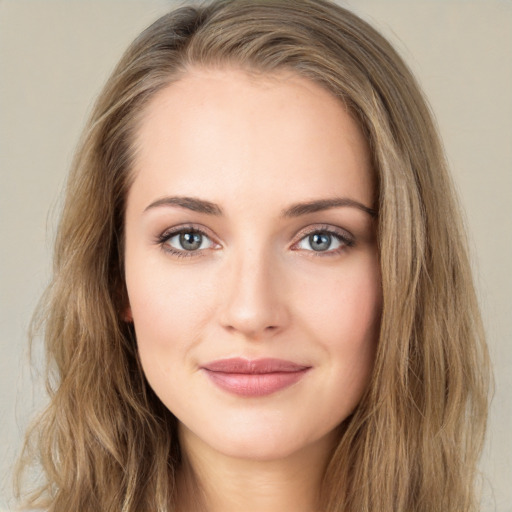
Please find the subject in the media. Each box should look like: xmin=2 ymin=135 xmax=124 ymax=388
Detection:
xmin=124 ymin=68 xmax=381 ymax=461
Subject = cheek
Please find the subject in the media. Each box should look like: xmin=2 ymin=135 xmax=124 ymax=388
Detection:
xmin=125 ymin=259 xmax=217 ymax=384
xmin=128 ymin=283 xmax=203 ymax=409
xmin=127 ymin=256 xmax=216 ymax=334
xmin=298 ymin=255 xmax=381 ymax=345
xmin=296 ymin=256 xmax=381 ymax=398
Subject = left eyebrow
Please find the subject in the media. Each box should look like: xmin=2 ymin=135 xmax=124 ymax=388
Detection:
xmin=143 ymin=196 xmax=223 ymax=215
xmin=281 ymin=198 xmax=377 ymax=218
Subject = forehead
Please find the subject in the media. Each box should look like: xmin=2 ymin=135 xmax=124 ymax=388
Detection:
xmin=129 ymin=67 xmax=374 ymax=212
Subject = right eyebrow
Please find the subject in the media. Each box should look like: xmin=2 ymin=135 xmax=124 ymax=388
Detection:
xmin=143 ymin=196 xmax=223 ymax=215
xmin=281 ymin=197 xmax=377 ymax=218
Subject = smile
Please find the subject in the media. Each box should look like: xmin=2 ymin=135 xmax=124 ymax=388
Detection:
xmin=201 ymin=358 xmax=311 ymax=397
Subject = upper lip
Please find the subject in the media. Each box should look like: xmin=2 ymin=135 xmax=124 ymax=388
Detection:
xmin=201 ymin=358 xmax=310 ymax=374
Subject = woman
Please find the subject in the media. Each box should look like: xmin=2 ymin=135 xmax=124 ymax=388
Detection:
xmin=16 ymin=0 xmax=490 ymax=511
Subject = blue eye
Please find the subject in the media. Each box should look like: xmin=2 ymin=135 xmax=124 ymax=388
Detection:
xmin=162 ymin=229 xmax=215 ymax=253
xmin=295 ymin=229 xmax=352 ymax=253
xmin=309 ymin=233 xmax=335 ymax=251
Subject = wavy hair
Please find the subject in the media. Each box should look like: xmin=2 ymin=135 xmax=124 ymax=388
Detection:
xmin=16 ymin=1 xmax=490 ymax=510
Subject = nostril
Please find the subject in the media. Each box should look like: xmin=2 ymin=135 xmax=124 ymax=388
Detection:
xmin=222 ymin=321 xmax=281 ymax=340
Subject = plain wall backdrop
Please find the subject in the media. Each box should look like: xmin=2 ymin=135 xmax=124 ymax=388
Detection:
xmin=1 ymin=0 xmax=510 ymax=510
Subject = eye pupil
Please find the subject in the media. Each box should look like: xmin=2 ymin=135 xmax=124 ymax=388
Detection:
xmin=180 ymin=232 xmax=202 ymax=251
xmin=309 ymin=233 xmax=331 ymax=251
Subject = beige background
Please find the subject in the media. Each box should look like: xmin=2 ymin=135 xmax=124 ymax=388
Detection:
xmin=1 ymin=1 xmax=510 ymax=510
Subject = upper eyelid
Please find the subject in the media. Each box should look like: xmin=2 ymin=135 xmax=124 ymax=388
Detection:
xmin=155 ymin=223 xmax=354 ymax=248
xmin=293 ymin=224 xmax=354 ymax=241
xmin=158 ymin=223 xmax=218 ymax=241
xmin=156 ymin=225 xmax=219 ymax=257
xmin=290 ymin=225 xmax=355 ymax=253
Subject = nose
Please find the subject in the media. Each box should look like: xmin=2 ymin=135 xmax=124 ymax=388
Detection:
xmin=218 ymin=247 xmax=289 ymax=340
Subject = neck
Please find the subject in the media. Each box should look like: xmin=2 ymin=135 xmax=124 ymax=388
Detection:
xmin=175 ymin=425 xmax=338 ymax=512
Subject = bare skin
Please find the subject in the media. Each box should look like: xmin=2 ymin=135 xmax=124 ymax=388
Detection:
xmin=176 ymin=423 xmax=341 ymax=512
xmin=124 ymin=67 xmax=381 ymax=511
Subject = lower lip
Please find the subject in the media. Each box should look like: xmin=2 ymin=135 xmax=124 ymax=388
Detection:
xmin=203 ymin=369 xmax=310 ymax=397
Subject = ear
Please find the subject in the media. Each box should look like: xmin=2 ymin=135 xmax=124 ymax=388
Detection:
xmin=122 ymin=306 xmax=133 ymax=323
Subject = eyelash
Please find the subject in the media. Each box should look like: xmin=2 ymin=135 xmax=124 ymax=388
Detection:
xmin=292 ymin=225 xmax=355 ymax=257
xmin=155 ymin=224 xmax=216 ymax=259
xmin=155 ymin=224 xmax=355 ymax=259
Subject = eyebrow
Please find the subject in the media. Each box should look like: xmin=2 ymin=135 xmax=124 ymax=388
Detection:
xmin=144 ymin=195 xmax=376 ymax=218
xmin=144 ymin=196 xmax=223 ymax=215
xmin=281 ymin=198 xmax=377 ymax=218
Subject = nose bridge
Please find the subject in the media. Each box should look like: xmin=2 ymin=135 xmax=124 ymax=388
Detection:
xmin=219 ymin=241 xmax=287 ymax=338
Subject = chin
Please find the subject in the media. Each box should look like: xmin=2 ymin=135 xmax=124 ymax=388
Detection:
xmin=182 ymin=415 xmax=340 ymax=463
xmin=213 ymin=435 xmax=310 ymax=462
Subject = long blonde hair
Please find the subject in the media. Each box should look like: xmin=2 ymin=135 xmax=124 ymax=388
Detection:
xmin=16 ymin=1 xmax=490 ymax=510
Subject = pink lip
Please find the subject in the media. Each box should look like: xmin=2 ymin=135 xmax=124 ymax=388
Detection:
xmin=201 ymin=358 xmax=311 ymax=397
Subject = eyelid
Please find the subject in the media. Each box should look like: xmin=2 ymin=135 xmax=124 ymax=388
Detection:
xmin=290 ymin=224 xmax=355 ymax=252
xmin=154 ymin=223 xmax=354 ymax=258
xmin=155 ymin=223 xmax=221 ymax=256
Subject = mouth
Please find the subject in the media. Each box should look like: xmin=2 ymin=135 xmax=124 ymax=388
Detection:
xmin=200 ymin=358 xmax=311 ymax=397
